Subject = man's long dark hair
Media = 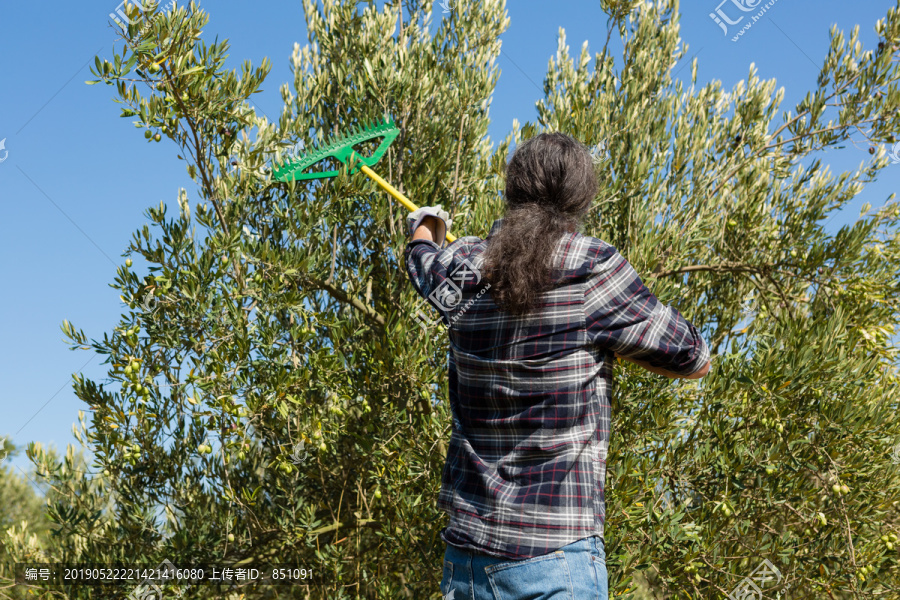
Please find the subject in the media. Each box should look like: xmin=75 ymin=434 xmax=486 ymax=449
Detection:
xmin=482 ymin=132 xmax=598 ymax=315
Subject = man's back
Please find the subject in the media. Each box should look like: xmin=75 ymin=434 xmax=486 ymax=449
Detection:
xmin=406 ymin=220 xmax=710 ymax=560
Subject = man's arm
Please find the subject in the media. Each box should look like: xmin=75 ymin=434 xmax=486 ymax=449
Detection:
xmin=404 ymin=214 xmax=455 ymax=317
xmin=585 ymin=243 xmax=711 ymax=378
xmin=412 ymin=215 xmax=443 ymax=243
xmin=615 ymin=352 xmax=711 ymax=379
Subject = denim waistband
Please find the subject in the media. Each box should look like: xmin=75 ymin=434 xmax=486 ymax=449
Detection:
xmin=445 ymin=535 xmax=603 ymax=562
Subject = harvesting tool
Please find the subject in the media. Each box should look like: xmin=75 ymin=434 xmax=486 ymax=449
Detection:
xmin=272 ymin=119 xmax=457 ymax=243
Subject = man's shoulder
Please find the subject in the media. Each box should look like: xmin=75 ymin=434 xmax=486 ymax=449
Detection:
xmin=445 ymin=235 xmax=489 ymax=265
xmin=575 ymin=232 xmax=618 ymax=256
xmin=439 ymin=229 xmax=619 ymax=273
xmin=555 ymin=232 xmax=619 ymax=270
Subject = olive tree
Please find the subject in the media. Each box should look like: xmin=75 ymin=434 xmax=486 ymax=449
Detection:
xmin=531 ymin=1 xmax=900 ymax=597
xmin=8 ymin=0 xmax=505 ymax=598
xmin=5 ymin=0 xmax=900 ymax=599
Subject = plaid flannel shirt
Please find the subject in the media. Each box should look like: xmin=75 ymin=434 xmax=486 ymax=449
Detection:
xmin=405 ymin=219 xmax=710 ymax=559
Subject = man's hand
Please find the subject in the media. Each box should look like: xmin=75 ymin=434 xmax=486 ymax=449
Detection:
xmin=413 ymin=216 xmax=444 ymax=243
xmin=408 ymin=205 xmax=451 ymax=244
xmin=615 ymin=352 xmax=710 ymax=380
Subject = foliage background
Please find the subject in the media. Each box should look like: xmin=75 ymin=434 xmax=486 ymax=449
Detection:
xmin=3 ymin=0 xmax=900 ymax=598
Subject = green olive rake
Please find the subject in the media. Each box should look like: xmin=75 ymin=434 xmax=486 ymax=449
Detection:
xmin=272 ymin=119 xmax=456 ymax=243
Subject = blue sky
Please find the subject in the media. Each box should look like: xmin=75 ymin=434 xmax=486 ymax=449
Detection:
xmin=0 ymin=0 xmax=897 ymax=491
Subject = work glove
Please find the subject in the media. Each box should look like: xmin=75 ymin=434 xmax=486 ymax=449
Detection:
xmin=408 ymin=205 xmax=452 ymax=245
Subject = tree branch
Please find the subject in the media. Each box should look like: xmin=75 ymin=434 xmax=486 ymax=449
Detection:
xmin=707 ymin=71 xmax=867 ymax=200
xmin=308 ymin=277 xmax=386 ymax=329
xmin=449 ymin=113 xmax=468 ymax=220
xmin=649 ymin=261 xmax=769 ymax=279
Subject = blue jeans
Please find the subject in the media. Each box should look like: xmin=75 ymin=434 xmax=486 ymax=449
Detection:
xmin=440 ymin=535 xmax=608 ymax=600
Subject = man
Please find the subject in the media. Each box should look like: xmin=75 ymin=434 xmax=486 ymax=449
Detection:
xmin=405 ymin=132 xmax=710 ymax=600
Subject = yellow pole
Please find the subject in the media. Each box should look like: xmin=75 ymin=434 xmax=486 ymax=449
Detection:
xmin=359 ymin=164 xmax=457 ymax=244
